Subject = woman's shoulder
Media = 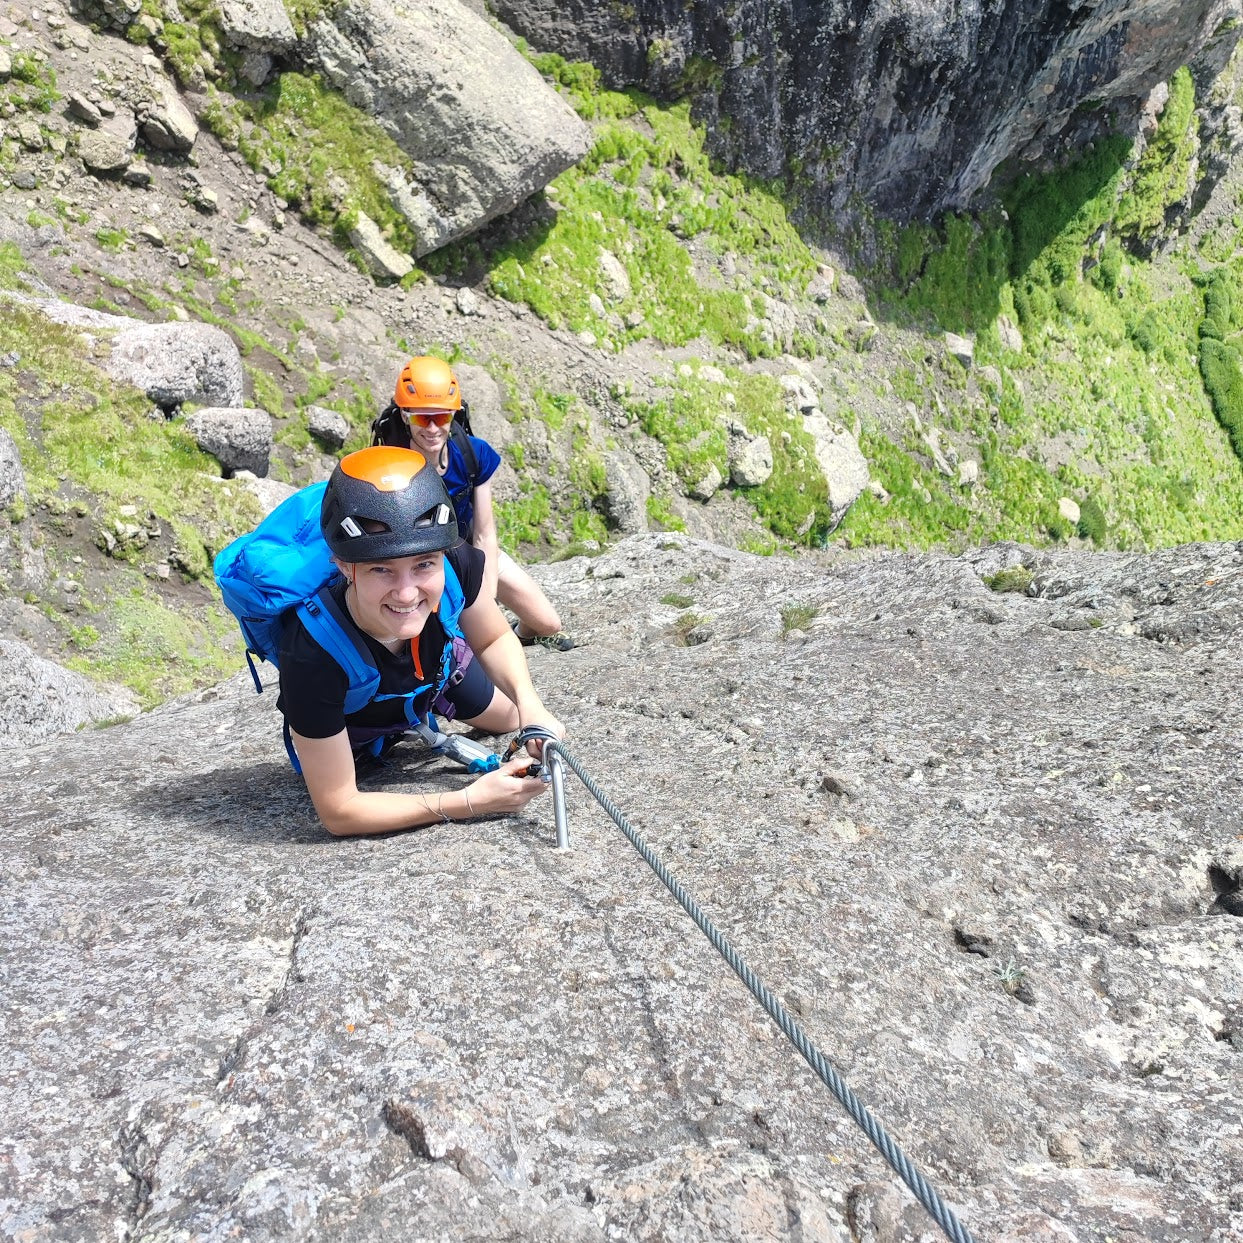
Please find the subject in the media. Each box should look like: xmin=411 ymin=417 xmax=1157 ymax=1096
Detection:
xmin=278 ymin=581 xmax=355 ymax=666
xmin=447 ymin=542 xmax=486 ymax=604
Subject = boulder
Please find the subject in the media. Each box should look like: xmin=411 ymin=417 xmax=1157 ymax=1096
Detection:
xmin=598 ymin=249 xmax=631 ymax=301
xmin=138 ymin=81 xmax=198 ymax=154
xmin=231 ymin=469 xmax=296 ymax=516
xmin=803 ymin=413 xmax=870 ymax=528
xmin=0 ymin=427 xmax=25 ymax=510
xmin=78 ymin=119 xmax=134 ymax=175
xmin=0 ymin=47 xmax=10 ymax=82
xmin=997 ymin=315 xmax=1024 ymax=354
xmin=218 ymin=0 xmax=296 ymax=52
xmin=306 ymin=0 xmax=592 ymax=256
xmin=779 ymin=373 xmax=819 ymax=413
xmin=0 ymin=638 xmax=138 ymax=746
xmin=347 ymin=212 xmax=413 ymax=282
xmin=182 ymin=407 xmax=273 ymax=477
xmin=66 ymin=92 xmax=102 ymax=126
xmin=1059 ymin=497 xmax=1081 ymax=525
xmin=688 ymin=461 xmax=722 ymax=502
xmin=305 ymin=405 xmax=350 ymax=449
xmin=726 ymin=423 xmax=773 ymax=488
xmin=602 ymin=451 xmax=650 ymax=534
xmin=106 ymin=322 xmax=244 ymax=411
xmin=945 ymin=331 xmax=974 ymax=368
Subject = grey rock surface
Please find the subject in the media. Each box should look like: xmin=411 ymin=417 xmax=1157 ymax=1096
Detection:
xmin=305 ymin=405 xmax=351 ymax=449
xmin=455 ymin=362 xmax=513 ymax=449
xmin=347 ymin=211 xmax=414 ymax=281
xmin=218 ymin=0 xmax=296 ymax=52
xmin=0 ymin=426 xmax=25 ymax=510
xmin=803 ymin=416 xmax=870 ymax=529
xmin=4 ymin=534 xmax=1241 ymax=1240
xmin=106 ymin=321 xmax=245 ymax=411
xmin=306 ymin=0 xmax=592 ymax=255
xmin=0 ymin=637 xmax=138 ymax=745
xmin=182 ymin=406 xmax=273 ymax=476
xmin=137 ymin=80 xmax=198 ymax=154
xmin=77 ymin=120 xmax=134 ymax=174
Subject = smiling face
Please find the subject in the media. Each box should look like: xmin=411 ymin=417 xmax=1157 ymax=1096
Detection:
xmin=338 ymin=551 xmax=445 ymax=646
xmin=403 ymin=410 xmax=453 ymax=463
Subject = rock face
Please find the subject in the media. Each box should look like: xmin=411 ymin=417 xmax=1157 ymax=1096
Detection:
xmin=492 ymin=0 xmax=1242 ymax=222
xmin=305 ymin=0 xmax=593 ymax=255
xmin=0 ymin=427 xmax=25 ymax=510
xmin=0 ymin=637 xmax=138 ymax=745
xmin=4 ymin=534 xmax=1241 ymax=1240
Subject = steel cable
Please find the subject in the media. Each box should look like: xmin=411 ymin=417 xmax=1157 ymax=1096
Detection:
xmin=543 ymin=741 xmax=976 ymax=1243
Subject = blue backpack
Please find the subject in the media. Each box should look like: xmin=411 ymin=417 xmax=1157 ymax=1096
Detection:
xmin=213 ymin=481 xmax=466 ymax=771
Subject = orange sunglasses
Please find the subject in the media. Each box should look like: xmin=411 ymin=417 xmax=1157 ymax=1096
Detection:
xmin=400 ymin=410 xmax=454 ymax=428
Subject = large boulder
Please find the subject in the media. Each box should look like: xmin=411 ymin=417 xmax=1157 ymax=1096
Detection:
xmin=306 ymin=0 xmax=593 ymax=255
xmin=803 ymin=415 xmax=870 ymax=529
xmin=217 ymin=0 xmax=296 ymax=52
xmin=106 ymin=322 xmax=244 ymax=411
xmin=725 ymin=421 xmax=773 ymax=488
xmin=0 ymin=427 xmax=25 ymax=511
xmin=182 ymin=407 xmax=273 ymax=477
xmin=138 ymin=80 xmax=199 ymax=154
xmin=78 ymin=115 xmax=136 ymax=175
xmin=305 ymin=405 xmax=351 ymax=450
xmin=0 ymin=639 xmax=139 ymax=746
xmin=602 ymin=450 xmax=649 ymax=534
xmin=347 ymin=212 xmax=414 ymax=282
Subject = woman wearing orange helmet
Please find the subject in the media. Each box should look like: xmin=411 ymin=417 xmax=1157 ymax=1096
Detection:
xmin=376 ymin=356 xmax=574 ymax=651
xmin=279 ymin=445 xmax=564 ymax=837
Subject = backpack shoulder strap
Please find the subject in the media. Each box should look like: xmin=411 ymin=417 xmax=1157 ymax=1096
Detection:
xmin=294 ymin=585 xmax=381 ymax=714
xmin=450 ymin=420 xmax=479 ymax=487
xmin=439 ymin=558 xmax=465 ymax=636
xmin=371 ymin=403 xmax=410 ymax=448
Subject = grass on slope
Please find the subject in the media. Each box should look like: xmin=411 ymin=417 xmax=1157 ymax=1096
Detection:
xmin=841 ymin=64 xmax=1243 ymax=550
xmin=0 ymin=243 xmax=261 ymax=704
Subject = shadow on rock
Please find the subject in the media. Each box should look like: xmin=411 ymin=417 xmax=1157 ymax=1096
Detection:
xmin=125 ymin=760 xmax=329 ymax=846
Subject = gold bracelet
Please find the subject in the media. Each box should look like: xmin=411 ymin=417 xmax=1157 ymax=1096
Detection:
xmin=463 ymin=788 xmax=477 ymax=818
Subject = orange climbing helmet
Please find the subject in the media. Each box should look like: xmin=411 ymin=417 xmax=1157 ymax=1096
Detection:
xmin=393 ymin=356 xmax=461 ymax=413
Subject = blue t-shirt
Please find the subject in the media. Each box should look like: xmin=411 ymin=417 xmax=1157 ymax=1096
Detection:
xmin=443 ymin=434 xmax=500 ymax=539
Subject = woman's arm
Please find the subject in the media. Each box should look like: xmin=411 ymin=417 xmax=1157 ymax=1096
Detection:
xmin=470 ymin=479 xmax=501 ymax=601
xmin=293 ymin=728 xmax=548 ymax=837
xmin=459 ymin=592 xmax=565 ymax=742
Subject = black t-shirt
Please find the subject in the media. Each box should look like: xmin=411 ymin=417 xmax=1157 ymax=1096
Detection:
xmin=277 ymin=544 xmax=485 ymax=739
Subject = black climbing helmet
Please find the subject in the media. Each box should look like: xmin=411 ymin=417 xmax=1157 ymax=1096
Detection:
xmin=321 ymin=446 xmax=457 ymax=562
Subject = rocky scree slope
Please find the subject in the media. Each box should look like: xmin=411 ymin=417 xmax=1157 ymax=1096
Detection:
xmin=3 ymin=533 xmax=1241 ymax=1241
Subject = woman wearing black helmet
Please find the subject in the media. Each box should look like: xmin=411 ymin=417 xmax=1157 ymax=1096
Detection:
xmin=278 ymin=446 xmax=564 ymax=836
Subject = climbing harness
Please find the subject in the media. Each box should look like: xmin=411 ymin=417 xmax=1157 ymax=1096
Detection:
xmin=536 ymin=739 xmax=977 ymax=1243
xmin=407 ymin=717 xmax=501 ymax=774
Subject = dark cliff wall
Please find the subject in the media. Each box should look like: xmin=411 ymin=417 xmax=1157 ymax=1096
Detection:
xmin=494 ymin=0 xmax=1242 ymax=223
